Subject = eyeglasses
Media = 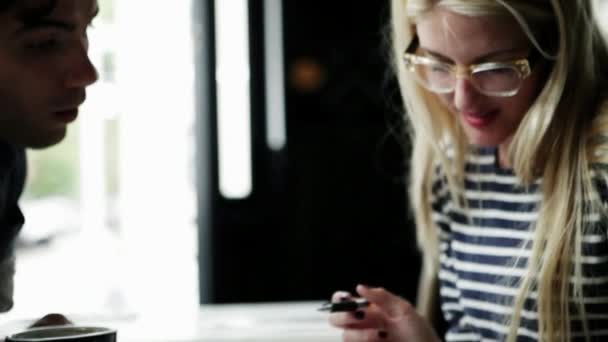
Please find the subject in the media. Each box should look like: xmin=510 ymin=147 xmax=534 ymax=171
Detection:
xmin=402 ymin=36 xmax=534 ymax=97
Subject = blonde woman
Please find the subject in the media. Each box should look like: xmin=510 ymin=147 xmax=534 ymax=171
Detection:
xmin=328 ymin=0 xmax=608 ymax=341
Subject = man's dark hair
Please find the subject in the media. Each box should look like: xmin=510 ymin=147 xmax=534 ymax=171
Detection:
xmin=0 ymin=0 xmax=57 ymax=22
xmin=0 ymin=0 xmax=18 ymax=12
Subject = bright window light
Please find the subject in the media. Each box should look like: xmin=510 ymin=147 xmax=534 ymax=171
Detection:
xmin=215 ymin=0 xmax=253 ymax=199
xmin=8 ymin=0 xmax=198 ymax=324
xmin=264 ymin=0 xmax=287 ymax=151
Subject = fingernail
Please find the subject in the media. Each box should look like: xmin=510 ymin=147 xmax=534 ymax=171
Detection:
xmin=335 ymin=291 xmax=350 ymax=298
xmin=378 ymin=330 xmax=388 ymax=339
xmin=354 ymin=310 xmax=365 ymax=320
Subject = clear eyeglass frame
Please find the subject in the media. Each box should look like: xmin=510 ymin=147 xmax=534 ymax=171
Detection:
xmin=402 ymin=37 xmax=533 ymax=97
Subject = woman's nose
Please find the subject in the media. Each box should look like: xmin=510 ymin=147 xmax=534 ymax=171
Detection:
xmin=453 ymin=77 xmax=481 ymax=112
xmin=64 ymin=48 xmax=99 ymax=88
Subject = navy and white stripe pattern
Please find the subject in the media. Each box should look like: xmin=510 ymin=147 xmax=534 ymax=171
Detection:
xmin=432 ymin=147 xmax=608 ymax=341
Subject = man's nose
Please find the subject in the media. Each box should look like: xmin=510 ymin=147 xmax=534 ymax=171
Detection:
xmin=453 ymin=77 xmax=481 ymax=112
xmin=64 ymin=47 xmax=99 ymax=88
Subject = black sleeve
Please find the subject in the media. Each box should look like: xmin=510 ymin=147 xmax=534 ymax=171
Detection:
xmin=0 ymin=144 xmax=26 ymax=261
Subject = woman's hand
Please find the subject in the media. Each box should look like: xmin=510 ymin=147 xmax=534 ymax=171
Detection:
xmin=328 ymin=284 xmax=441 ymax=342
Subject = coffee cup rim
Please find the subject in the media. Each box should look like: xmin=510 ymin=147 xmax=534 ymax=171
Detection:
xmin=7 ymin=325 xmax=116 ymax=341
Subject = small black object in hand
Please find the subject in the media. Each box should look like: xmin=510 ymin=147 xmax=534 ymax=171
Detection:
xmin=318 ymin=298 xmax=371 ymax=312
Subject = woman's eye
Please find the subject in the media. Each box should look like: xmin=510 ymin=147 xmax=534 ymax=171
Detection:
xmin=430 ymin=65 xmax=449 ymax=74
xmin=486 ymin=67 xmax=512 ymax=75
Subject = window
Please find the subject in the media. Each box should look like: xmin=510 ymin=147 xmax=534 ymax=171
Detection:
xmin=6 ymin=0 xmax=198 ymax=321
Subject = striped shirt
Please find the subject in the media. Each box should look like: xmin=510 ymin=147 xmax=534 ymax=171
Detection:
xmin=432 ymin=147 xmax=608 ymax=341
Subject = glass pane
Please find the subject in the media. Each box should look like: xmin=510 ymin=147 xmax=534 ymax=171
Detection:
xmin=7 ymin=0 xmax=198 ymax=322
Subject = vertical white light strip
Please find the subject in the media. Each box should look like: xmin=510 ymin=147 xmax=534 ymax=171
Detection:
xmin=264 ymin=0 xmax=287 ymax=151
xmin=597 ymin=0 xmax=608 ymax=35
xmin=215 ymin=0 xmax=253 ymax=199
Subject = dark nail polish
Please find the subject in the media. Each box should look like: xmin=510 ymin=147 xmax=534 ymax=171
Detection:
xmin=354 ymin=310 xmax=365 ymax=320
xmin=378 ymin=331 xmax=388 ymax=339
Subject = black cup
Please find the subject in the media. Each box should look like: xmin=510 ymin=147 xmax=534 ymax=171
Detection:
xmin=6 ymin=326 xmax=116 ymax=342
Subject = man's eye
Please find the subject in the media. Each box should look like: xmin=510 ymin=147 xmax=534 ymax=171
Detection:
xmin=25 ymin=39 xmax=62 ymax=52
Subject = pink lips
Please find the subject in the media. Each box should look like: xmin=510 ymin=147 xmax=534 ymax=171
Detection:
xmin=461 ymin=110 xmax=498 ymax=129
xmin=53 ymin=109 xmax=79 ymax=123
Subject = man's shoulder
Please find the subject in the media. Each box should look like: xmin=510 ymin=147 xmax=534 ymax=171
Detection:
xmin=0 ymin=142 xmax=26 ymax=195
xmin=0 ymin=255 xmax=15 ymax=313
xmin=0 ymin=141 xmax=26 ymax=264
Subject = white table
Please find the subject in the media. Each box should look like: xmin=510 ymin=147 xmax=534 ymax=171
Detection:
xmin=1 ymin=301 xmax=342 ymax=342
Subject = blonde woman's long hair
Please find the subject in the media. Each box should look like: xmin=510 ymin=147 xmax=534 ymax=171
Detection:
xmin=390 ymin=0 xmax=608 ymax=341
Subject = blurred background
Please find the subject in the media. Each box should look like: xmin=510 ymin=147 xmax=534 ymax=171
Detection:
xmin=3 ymin=0 xmax=608 ymax=327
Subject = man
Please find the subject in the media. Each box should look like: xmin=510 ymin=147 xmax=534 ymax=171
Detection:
xmin=0 ymin=0 xmax=98 ymax=312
